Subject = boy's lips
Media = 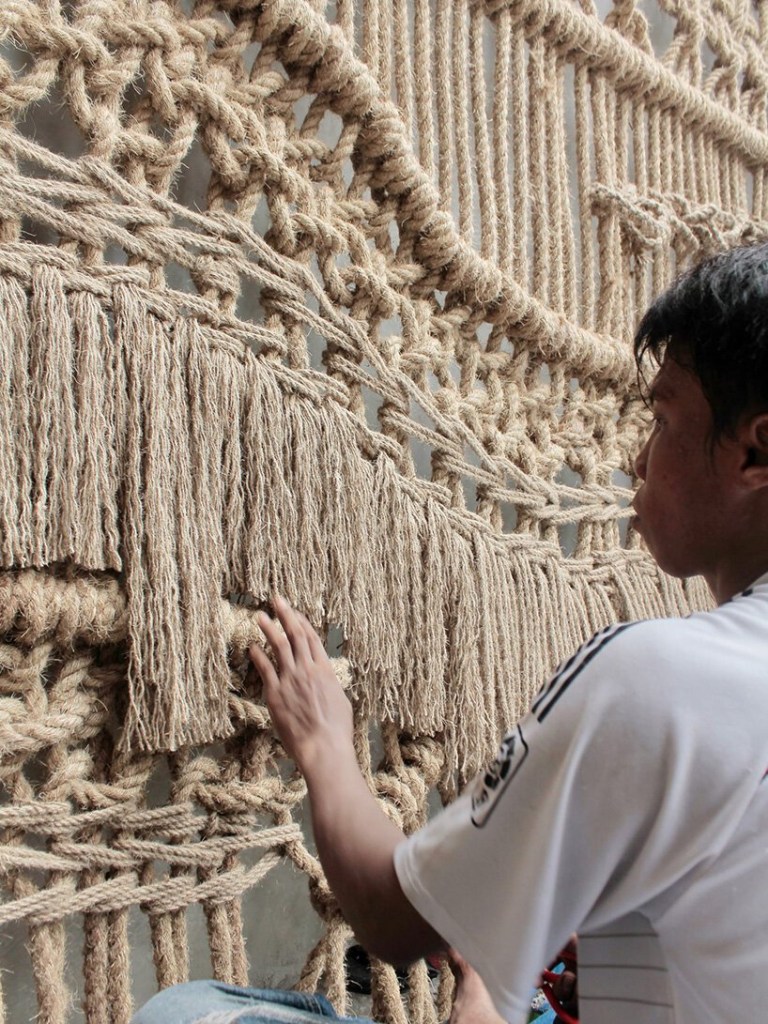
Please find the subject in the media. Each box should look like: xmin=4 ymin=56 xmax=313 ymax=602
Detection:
xmin=630 ymin=495 xmax=642 ymax=530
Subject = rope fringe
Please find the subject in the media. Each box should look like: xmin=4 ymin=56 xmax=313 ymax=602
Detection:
xmin=0 ymin=271 xmax=707 ymax=760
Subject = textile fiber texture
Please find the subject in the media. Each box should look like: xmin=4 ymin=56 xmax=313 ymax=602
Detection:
xmin=0 ymin=0 xmax=765 ymax=1022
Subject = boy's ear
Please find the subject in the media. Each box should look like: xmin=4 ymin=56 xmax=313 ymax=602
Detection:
xmin=741 ymin=413 xmax=768 ymax=486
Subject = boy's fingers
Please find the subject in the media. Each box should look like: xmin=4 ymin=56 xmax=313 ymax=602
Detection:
xmin=299 ymin=613 xmax=326 ymax=662
xmin=272 ymin=596 xmax=312 ymax=664
xmin=249 ymin=643 xmax=279 ymax=690
xmin=256 ymin=612 xmax=295 ymax=671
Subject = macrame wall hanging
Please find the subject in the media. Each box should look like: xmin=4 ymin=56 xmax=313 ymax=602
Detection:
xmin=0 ymin=0 xmax=766 ymax=1022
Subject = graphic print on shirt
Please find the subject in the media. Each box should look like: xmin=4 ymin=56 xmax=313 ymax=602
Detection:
xmin=472 ymin=623 xmax=635 ymax=828
xmin=473 ymin=622 xmax=634 ymax=823
xmin=471 ymin=724 xmax=529 ymax=827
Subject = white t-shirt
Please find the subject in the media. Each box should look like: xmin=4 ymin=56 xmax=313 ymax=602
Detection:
xmin=394 ymin=573 xmax=768 ymax=1024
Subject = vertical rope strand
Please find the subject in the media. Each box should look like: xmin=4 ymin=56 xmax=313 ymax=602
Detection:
xmin=435 ymin=0 xmax=454 ymax=211
xmin=492 ymin=6 xmax=514 ymax=276
xmin=412 ymin=0 xmax=435 ymax=181
xmin=451 ymin=0 xmax=473 ymax=241
xmin=469 ymin=4 xmax=497 ymax=261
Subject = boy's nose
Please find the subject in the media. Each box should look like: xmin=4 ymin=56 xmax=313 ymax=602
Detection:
xmin=633 ymin=435 xmax=650 ymax=480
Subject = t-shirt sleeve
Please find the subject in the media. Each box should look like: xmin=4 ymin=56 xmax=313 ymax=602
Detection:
xmin=394 ymin=620 xmax=765 ymax=1022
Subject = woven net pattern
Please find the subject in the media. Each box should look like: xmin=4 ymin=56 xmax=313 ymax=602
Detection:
xmin=1 ymin=0 xmax=767 ymax=1021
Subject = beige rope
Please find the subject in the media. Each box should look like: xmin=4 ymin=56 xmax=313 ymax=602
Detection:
xmin=0 ymin=0 xmax=763 ymax=1020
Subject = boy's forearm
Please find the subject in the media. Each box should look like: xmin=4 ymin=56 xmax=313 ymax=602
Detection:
xmin=305 ymin=744 xmax=445 ymax=965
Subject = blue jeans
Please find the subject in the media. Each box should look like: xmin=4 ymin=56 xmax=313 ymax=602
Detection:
xmin=131 ymin=981 xmax=378 ymax=1024
xmin=131 ymin=977 xmax=561 ymax=1024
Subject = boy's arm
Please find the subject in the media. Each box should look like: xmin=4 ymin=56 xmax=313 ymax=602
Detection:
xmin=249 ymin=596 xmax=446 ymax=966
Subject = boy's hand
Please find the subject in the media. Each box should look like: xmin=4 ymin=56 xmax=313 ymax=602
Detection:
xmin=249 ymin=596 xmax=442 ymax=967
xmin=249 ymin=596 xmax=354 ymax=773
xmin=446 ymin=949 xmax=506 ymax=1024
xmin=541 ymin=936 xmax=578 ymax=1023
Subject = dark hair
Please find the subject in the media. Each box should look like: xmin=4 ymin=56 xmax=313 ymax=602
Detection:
xmin=633 ymin=242 xmax=768 ymax=438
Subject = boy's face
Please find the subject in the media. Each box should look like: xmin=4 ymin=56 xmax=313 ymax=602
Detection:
xmin=631 ymin=355 xmax=744 ymax=589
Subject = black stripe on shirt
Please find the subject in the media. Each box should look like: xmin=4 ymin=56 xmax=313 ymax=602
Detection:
xmin=530 ymin=624 xmax=614 ymax=716
xmin=578 ymin=996 xmax=674 ymax=1009
xmin=535 ymin=622 xmax=634 ymax=723
xmin=580 ymin=963 xmax=668 ymax=972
